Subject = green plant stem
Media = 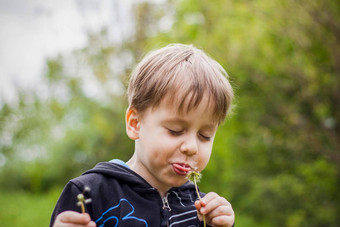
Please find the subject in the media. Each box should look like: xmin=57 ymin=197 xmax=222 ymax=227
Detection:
xmin=80 ymin=202 xmax=85 ymax=213
xmin=194 ymin=176 xmax=206 ymax=227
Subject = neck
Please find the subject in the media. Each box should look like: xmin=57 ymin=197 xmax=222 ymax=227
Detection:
xmin=127 ymin=153 xmax=170 ymax=197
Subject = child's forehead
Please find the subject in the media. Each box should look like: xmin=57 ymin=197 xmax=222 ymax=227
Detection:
xmin=152 ymin=92 xmax=218 ymax=122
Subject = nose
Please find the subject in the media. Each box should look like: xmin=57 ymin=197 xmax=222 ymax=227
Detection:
xmin=180 ymin=134 xmax=198 ymax=156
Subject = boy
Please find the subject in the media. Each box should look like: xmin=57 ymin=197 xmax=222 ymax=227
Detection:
xmin=51 ymin=44 xmax=235 ymax=227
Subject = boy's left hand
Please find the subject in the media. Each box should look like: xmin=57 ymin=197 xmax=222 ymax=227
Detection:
xmin=195 ymin=192 xmax=234 ymax=227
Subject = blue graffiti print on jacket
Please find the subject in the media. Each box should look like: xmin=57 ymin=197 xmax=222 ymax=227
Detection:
xmin=95 ymin=198 xmax=148 ymax=227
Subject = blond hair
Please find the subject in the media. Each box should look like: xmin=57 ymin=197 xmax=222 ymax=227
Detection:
xmin=127 ymin=44 xmax=233 ymax=123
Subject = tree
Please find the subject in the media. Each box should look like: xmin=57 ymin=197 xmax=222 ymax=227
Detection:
xmin=0 ymin=0 xmax=338 ymax=226
xmin=146 ymin=0 xmax=340 ymax=226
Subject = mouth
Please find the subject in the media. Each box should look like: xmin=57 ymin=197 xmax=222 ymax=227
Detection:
xmin=172 ymin=163 xmax=192 ymax=176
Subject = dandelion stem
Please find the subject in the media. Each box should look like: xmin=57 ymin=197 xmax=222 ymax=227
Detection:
xmin=191 ymin=172 xmax=206 ymax=227
xmin=193 ymin=177 xmax=201 ymax=200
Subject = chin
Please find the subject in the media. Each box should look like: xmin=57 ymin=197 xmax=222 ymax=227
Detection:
xmin=170 ymin=178 xmax=187 ymax=187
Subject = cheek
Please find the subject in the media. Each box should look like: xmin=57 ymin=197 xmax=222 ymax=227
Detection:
xmin=197 ymin=144 xmax=213 ymax=170
xmin=139 ymin=131 xmax=176 ymax=158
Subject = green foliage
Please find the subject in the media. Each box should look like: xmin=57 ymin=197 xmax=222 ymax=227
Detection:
xmin=148 ymin=0 xmax=340 ymax=226
xmin=0 ymin=30 xmax=135 ymax=192
xmin=0 ymin=0 xmax=339 ymax=226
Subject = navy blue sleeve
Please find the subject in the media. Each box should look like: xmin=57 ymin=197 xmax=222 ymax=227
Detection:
xmin=49 ymin=182 xmax=83 ymax=227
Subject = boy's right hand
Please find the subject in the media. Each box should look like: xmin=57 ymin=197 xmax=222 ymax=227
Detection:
xmin=53 ymin=211 xmax=96 ymax=227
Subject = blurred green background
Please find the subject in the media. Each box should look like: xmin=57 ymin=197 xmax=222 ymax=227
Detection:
xmin=0 ymin=0 xmax=339 ymax=226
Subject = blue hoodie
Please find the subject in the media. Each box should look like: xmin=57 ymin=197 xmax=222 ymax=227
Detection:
xmin=50 ymin=161 xmax=208 ymax=227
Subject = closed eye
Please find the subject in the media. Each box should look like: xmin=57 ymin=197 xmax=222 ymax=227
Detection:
xmin=199 ymin=134 xmax=212 ymax=141
xmin=168 ymin=128 xmax=184 ymax=136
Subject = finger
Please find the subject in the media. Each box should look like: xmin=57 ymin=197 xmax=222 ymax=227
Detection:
xmin=195 ymin=200 xmax=204 ymax=222
xmin=58 ymin=224 xmax=95 ymax=227
xmin=58 ymin=211 xmax=92 ymax=224
xmin=209 ymin=214 xmax=235 ymax=227
xmin=198 ymin=193 xmax=234 ymax=226
xmin=200 ymin=192 xmax=219 ymax=205
xmin=56 ymin=223 xmax=95 ymax=227
xmin=204 ymin=201 xmax=234 ymax=227
xmin=196 ymin=211 xmax=203 ymax=222
xmin=201 ymin=195 xmax=231 ymax=215
xmin=205 ymin=204 xmax=234 ymax=221
xmin=87 ymin=221 xmax=97 ymax=227
xmin=194 ymin=200 xmax=203 ymax=210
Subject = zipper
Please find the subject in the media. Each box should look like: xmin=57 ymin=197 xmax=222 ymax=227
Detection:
xmin=161 ymin=192 xmax=171 ymax=227
xmin=162 ymin=192 xmax=171 ymax=211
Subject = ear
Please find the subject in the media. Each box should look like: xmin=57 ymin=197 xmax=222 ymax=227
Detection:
xmin=126 ymin=107 xmax=140 ymax=140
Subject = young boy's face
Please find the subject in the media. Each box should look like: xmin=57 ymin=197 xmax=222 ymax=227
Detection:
xmin=127 ymin=93 xmax=218 ymax=195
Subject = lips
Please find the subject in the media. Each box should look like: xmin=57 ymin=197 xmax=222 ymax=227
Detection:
xmin=172 ymin=163 xmax=192 ymax=176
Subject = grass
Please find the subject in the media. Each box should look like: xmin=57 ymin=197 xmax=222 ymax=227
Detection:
xmin=0 ymin=187 xmax=268 ymax=227
xmin=0 ymin=188 xmax=62 ymax=227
